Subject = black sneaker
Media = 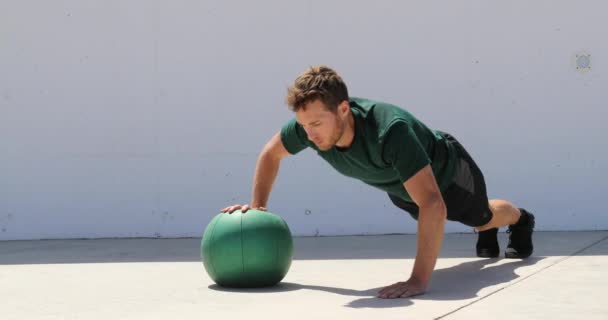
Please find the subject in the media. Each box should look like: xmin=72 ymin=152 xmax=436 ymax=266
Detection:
xmin=505 ymin=209 xmax=535 ymax=259
xmin=476 ymin=228 xmax=499 ymax=258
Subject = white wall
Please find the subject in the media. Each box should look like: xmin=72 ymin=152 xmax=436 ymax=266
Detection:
xmin=1 ymin=1 xmax=606 ymax=240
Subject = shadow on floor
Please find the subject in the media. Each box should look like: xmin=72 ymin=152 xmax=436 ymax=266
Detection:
xmin=208 ymin=257 xmax=543 ymax=309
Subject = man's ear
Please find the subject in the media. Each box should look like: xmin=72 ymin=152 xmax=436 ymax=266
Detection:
xmin=338 ymin=100 xmax=349 ymax=116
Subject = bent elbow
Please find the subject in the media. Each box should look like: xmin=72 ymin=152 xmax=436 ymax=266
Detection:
xmin=420 ymin=196 xmax=447 ymax=220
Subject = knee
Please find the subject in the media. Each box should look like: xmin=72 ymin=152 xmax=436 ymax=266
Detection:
xmin=474 ymin=209 xmax=496 ymax=231
xmin=489 ymin=199 xmax=515 ymax=212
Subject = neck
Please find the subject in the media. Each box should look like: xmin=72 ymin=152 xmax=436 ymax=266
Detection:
xmin=335 ymin=112 xmax=355 ymax=148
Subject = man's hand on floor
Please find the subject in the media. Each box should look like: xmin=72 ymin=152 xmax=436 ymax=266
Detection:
xmin=377 ymin=277 xmax=428 ymax=299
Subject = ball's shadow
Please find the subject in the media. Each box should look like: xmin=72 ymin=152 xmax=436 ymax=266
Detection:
xmin=207 ymin=282 xmax=301 ymax=293
xmin=208 ymin=257 xmax=543 ymax=309
xmin=207 ymin=281 xmax=411 ymax=308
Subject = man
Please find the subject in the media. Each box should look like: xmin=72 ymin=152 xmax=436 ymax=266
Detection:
xmin=220 ymin=65 xmax=535 ymax=299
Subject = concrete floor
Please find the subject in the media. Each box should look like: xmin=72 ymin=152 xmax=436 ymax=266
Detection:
xmin=1 ymin=231 xmax=607 ymax=320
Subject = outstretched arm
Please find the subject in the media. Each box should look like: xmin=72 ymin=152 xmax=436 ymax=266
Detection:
xmin=221 ymin=132 xmax=291 ymax=213
xmin=378 ymin=164 xmax=447 ymax=298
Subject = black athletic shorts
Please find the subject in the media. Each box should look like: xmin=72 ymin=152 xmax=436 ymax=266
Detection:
xmin=388 ymin=131 xmax=493 ymax=227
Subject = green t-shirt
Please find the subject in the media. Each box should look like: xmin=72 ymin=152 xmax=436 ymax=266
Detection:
xmin=280 ymin=97 xmax=457 ymax=203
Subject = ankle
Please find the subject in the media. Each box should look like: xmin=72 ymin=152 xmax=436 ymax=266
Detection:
xmin=479 ymin=227 xmax=498 ymax=235
xmin=513 ymin=209 xmax=529 ymax=226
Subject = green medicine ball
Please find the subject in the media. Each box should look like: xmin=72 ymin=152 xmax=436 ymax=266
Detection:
xmin=201 ymin=209 xmax=293 ymax=288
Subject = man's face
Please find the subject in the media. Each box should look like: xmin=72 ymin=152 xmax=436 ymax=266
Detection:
xmin=295 ymin=100 xmax=346 ymax=151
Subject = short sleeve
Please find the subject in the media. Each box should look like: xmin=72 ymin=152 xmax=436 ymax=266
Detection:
xmin=280 ymin=118 xmax=309 ymax=155
xmin=381 ymin=121 xmax=431 ymax=183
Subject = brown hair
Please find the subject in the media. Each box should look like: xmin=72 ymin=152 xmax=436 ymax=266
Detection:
xmin=285 ymin=65 xmax=349 ymax=112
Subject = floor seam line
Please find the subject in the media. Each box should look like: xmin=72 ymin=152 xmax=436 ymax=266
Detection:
xmin=435 ymin=233 xmax=608 ymax=320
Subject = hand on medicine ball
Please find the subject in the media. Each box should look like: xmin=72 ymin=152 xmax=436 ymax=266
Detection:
xmin=220 ymin=204 xmax=267 ymax=214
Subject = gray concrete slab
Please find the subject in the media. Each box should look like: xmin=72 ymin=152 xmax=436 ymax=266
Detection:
xmin=1 ymin=231 xmax=607 ymax=320
xmin=444 ymin=235 xmax=608 ymax=320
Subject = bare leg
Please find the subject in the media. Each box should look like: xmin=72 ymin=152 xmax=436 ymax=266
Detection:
xmin=476 ymin=199 xmax=521 ymax=231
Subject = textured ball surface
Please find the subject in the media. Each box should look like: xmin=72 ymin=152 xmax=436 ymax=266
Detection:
xmin=201 ymin=209 xmax=293 ymax=288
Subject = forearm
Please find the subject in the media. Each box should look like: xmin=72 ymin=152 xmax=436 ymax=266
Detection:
xmin=411 ymin=201 xmax=446 ymax=283
xmin=250 ymin=151 xmax=281 ymax=208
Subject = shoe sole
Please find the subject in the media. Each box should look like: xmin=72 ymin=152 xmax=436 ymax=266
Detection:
xmin=505 ymin=249 xmax=533 ymax=259
xmin=477 ymin=249 xmax=500 ymax=258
